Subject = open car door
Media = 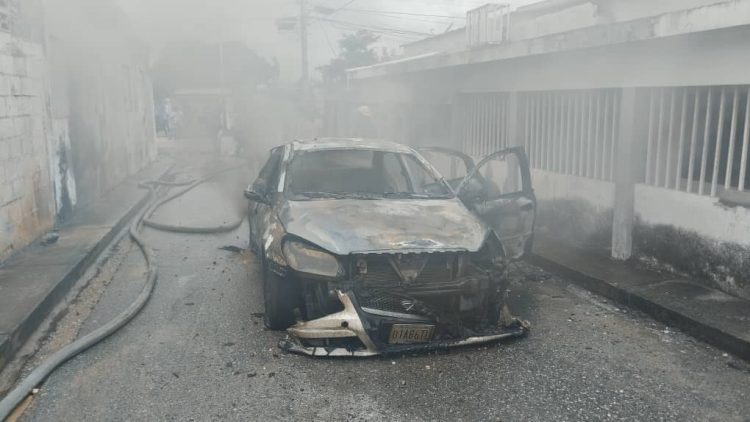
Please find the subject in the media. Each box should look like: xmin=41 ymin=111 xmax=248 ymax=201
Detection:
xmin=456 ymin=147 xmax=536 ymax=260
xmin=417 ymin=147 xmax=475 ymax=191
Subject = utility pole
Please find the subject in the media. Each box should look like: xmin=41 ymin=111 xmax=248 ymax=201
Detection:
xmin=219 ymin=40 xmax=228 ymax=134
xmin=219 ymin=41 xmax=225 ymax=93
xmin=300 ymin=0 xmax=309 ymax=87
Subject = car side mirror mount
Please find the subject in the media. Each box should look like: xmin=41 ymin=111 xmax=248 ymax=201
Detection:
xmin=244 ymin=181 xmax=270 ymax=205
xmin=458 ymin=177 xmax=485 ymax=203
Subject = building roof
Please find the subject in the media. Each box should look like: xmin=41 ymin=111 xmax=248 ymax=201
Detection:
xmin=348 ymin=0 xmax=750 ymax=80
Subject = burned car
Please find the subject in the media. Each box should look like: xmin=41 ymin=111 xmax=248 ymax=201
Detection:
xmin=244 ymin=138 xmax=536 ymax=356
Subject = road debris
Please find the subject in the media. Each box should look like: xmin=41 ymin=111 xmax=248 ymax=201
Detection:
xmin=41 ymin=232 xmax=60 ymax=245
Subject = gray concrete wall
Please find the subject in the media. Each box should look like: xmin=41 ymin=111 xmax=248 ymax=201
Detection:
xmin=0 ymin=0 xmax=156 ymax=262
xmin=0 ymin=32 xmax=55 ymax=260
xmin=460 ymin=26 xmax=750 ymax=92
xmin=44 ymin=0 xmax=156 ymax=205
xmin=397 ymin=0 xmax=736 ymax=57
xmin=532 ymin=169 xmax=614 ymax=249
xmin=510 ymin=0 xmax=725 ymax=41
xmin=402 ymin=29 xmax=466 ymax=56
xmin=634 ymin=184 xmax=750 ymax=299
xmin=353 ymin=25 xmax=750 ymax=104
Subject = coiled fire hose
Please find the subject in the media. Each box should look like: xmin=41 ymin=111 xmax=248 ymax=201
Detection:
xmin=0 ymin=164 xmax=246 ymax=420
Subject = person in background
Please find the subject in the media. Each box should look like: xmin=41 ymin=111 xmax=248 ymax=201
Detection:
xmin=353 ymin=105 xmax=377 ymax=138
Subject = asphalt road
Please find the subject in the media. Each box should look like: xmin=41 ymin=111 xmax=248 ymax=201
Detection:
xmin=12 ymin=160 xmax=750 ymax=422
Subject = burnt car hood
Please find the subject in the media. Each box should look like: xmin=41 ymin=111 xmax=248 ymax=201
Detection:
xmin=279 ymin=198 xmax=489 ymax=255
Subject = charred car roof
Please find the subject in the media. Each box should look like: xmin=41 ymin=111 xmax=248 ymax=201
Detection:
xmin=290 ymin=138 xmax=416 ymax=154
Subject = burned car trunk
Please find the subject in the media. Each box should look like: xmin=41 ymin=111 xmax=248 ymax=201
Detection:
xmin=246 ymin=139 xmax=535 ymax=357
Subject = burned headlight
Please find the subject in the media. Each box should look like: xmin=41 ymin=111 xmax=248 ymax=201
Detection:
xmin=282 ymin=239 xmax=343 ymax=278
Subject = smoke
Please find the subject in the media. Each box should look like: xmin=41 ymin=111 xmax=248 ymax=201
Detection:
xmin=116 ymin=0 xmax=542 ymax=82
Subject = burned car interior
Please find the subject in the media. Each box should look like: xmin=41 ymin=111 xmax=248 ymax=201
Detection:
xmin=245 ymin=139 xmax=536 ymax=356
xmin=286 ymin=149 xmax=453 ymax=198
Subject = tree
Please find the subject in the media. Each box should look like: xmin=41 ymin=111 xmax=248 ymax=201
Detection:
xmin=319 ymin=30 xmax=380 ymax=84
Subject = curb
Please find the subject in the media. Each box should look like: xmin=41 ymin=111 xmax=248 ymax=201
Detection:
xmin=530 ymin=253 xmax=750 ymax=362
xmin=0 ymin=163 xmax=171 ymax=373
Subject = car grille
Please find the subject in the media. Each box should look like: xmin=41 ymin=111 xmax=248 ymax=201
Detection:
xmin=361 ymin=254 xmax=455 ymax=287
xmin=359 ymin=292 xmax=411 ymax=314
xmin=357 ymin=290 xmax=436 ymax=319
xmin=362 ymin=259 xmax=398 ymax=286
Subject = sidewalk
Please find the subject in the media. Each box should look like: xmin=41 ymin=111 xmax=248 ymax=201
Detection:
xmin=0 ymin=160 xmax=172 ymax=372
xmin=530 ymin=234 xmax=750 ymax=361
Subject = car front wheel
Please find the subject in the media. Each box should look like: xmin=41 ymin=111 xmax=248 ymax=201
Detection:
xmin=261 ymin=255 xmax=297 ymax=330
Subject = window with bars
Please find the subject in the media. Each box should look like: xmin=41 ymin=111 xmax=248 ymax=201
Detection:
xmin=520 ymin=89 xmax=620 ymax=181
xmin=644 ymin=86 xmax=750 ymax=196
xmin=454 ymin=93 xmax=512 ymax=157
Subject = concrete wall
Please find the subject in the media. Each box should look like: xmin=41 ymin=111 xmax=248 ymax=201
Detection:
xmin=512 ymin=3 xmax=600 ymax=41
xmin=634 ymin=184 xmax=750 ymax=299
xmin=45 ymin=0 xmax=156 ymax=205
xmin=0 ymin=32 xmax=55 ymax=259
xmin=602 ymin=0 xmax=729 ymax=22
xmin=460 ymin=26 xmax=750 ymax=92
xmin=1 ymin=0 xmax=156 ymax=262
xmin=398 ymin=0 xmax=732 ymax=59
xmin=530 ymin=170 xmax=615 ymax=249
xmin=402 ymin=29 xmax=466 ymax=56
xmin=354 ymin=24 xmax=750 ymax=105
xmin=635 ymin=185 xmax=750 ymax=247
xmin=510 ymin=0 xmax=725 ymax=41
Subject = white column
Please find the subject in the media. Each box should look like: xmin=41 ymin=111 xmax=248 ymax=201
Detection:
xmin=611 ymin=88 xmax=645 ymax=260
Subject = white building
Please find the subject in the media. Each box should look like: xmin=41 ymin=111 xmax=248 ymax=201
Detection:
xmin=330 ymin=0 xmax=750 ymax=299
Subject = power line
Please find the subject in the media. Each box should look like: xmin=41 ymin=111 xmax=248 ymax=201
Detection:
xmin=321 ymin=20 xmax=425 ymax=40
xmin=326 ymin=25 xmax=423 ymax=41
xmin=341 ymin=8 xmax=465 ymax=20
xmin=314 ymin=17 xmax=422 ymax=35
xmin=331 ymin=0 xmax=358 ymax=14
xmin=333 ymin=9 xmax=463 ymax=25
xmin=316 ymin=19 xmax=338 ymax=55
xmin=313 ymin=16 xmax=431 ymax=37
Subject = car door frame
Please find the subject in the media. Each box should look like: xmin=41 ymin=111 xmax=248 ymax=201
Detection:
xmin=416 ymin=147 xmax=476 ymax=191
xmin=248 ymin=146 xmax=285 ymax=253
xmin=456 ymin=146 xmax=536 ymax=260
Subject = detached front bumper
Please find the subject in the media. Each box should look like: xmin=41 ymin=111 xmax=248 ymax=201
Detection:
xmin=279 ymin=290 xmax=530 ymax=357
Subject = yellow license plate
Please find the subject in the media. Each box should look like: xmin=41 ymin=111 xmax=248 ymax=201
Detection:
xmin=388 ymin=324 xmax=435 ymax=344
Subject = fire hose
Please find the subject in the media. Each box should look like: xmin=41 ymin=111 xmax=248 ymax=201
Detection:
xmin=0 ymin=164 xmax=246 ymax=420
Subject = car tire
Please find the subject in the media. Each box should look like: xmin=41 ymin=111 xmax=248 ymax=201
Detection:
xmin=261 ymin=254 xmax=297 ymax=330
xmin=247 ymin=219 xmax=255 ymax=254
xmin=247 ymin=205 xmax=257 ymax=254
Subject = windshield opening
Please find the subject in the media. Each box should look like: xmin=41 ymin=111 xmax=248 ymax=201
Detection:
xmin=285 ymin=149 xmax=453 ymax=200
